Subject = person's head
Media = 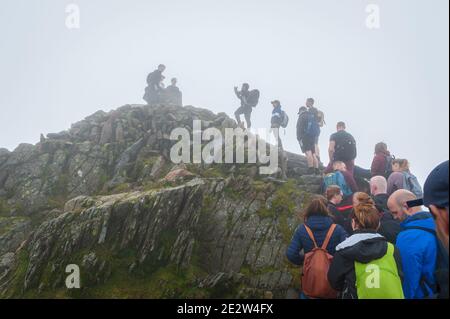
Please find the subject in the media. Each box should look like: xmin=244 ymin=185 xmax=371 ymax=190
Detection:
xmin=424 ymin=161 xmax=449 ymax=252
xmin=375 ymin=142 xmax=388 ymax=155
xmin=387 ymin=189 xmax=421 ymax=221
xmin=306 ymin=98 xmax=315 ymax=108
xmin=332 ymin=161 xmax=346 ymax=172
xmin=326 ymin=186 xmax=343 ymax=205
xmin=352 ymin=202 xmax=381 ymax=231
xmin=298 ymin=106 xmax=307 ymax=114
xmin=336 ymin=122 xmax=346 ymax=131
xmin=303 ymin=195 xmax=331 ymax=220
xmin=353 ymin=192 xmax=375 ymax=207
xmin=242 ymin=83 xmax=250 ymax=91
xmin=370 ymin=176 xmax=388 ymax=196
xmin=392 ymin=159 xmax=409 ymax=173
xmin=271 ymin=100 xmax=281 ymax=108
xmin=171 ymin=78 xmax=177 ymax=85
xmin=158 ymin=64 xmax=166 ymax=72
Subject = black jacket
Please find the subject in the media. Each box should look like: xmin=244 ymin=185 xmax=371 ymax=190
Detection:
xmin=328 ymin=230 xmax=404 ymax=299
xmin=146 ymin=70 xmax=163 ymax=88
xmin=296 ymin=110 xmax=308 ymax=141
xmin=372 ymin=194 xmax=402 ymax=244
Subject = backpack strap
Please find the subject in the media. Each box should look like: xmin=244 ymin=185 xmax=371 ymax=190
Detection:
xmin=303 ymin=225 xmax=319 ymax=249
xmin=321 ymin=224 xmax=337 ymax=250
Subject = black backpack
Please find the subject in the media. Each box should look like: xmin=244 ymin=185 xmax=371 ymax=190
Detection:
xmin=247 ymin=90 xmax=260 ymax=107
xmin=334 ymin=133 xmax=357 ymax=162
xmin=384 ymin=155 xmax=395 ymax=178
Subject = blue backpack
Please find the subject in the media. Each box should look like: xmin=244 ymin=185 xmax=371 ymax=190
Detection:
xmin=402 ymin=172 xmax=423 ymax=198
xmin=323 ymin=171 xmax=353 ymax=197
xmin=305 ymin=111 xmax=321 ymax=138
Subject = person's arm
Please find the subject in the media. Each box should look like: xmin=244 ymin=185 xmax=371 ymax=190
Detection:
xmin=234 ymin=87 xmax=241 ymax=99
xmin=396 ymin=235 xmax=422 ymax=299
xmin=343 ymin=170 xmax=358 ymax=192
xmin=328 ymin=140 xmax=336 ymax=162
xmin=328 ymin=252 xmax=351 ymax=292
xmin=286 ymin=227 xmax=305 ymax=266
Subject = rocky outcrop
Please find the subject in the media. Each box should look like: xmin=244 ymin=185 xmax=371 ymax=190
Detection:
xmin=0 ymin=104 xmax=322 ymax=299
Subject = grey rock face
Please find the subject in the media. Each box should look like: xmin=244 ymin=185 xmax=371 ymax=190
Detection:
xmin=0 ymin=103 xmax=322 ymax=299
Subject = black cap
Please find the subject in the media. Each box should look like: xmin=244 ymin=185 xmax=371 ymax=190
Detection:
xmin=424 ymin=161 xmax=449 ymax=208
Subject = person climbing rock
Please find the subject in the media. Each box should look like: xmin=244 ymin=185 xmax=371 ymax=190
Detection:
xmin=326 ymin=122 xmax=357 ymax=177
xmin=328 ymin=201 xmax=405 ymax=299
xmin=234 ymin=83 xmax=259 ymax=129
xmin=306 ymin=98 xmax=325 ymax=163
xmin=388 ymin=190 xmax=437 ymax=299
xmin=143 ymin=64 xmax=166 ymax=105
xmin=286 ymin=195 xmax=347 ymax=299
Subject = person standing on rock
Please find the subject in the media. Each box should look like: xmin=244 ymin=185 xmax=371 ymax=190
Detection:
xmin=286 ymin=195 xmax=347 ymax=299
xmin=271 ymin=100 xmax=288 ymax=180
xmin=325 ymin=122 xmax=357 ymax=177
xmin=143 ymin=64 xmax=166 ymax=105
xmin=234 ymin=83 xmax=259 ymax=129
xmin=297 ymin=106 xmax=320 ymax=175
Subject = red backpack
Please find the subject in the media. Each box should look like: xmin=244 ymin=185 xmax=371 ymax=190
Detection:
xmin=301 ymin=224 xmax=338 ymax=299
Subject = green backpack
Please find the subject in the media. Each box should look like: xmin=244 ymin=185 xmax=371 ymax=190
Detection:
xmin=354 ymin=243 xmax=404 ymax=299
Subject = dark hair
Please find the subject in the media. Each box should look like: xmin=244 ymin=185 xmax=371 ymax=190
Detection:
xmin=375 ymin=142 xmax=388 ymax=154
xmin=353 ymin=202 xmax=380 ymax=231
xmin=393 ymin=159 xmax=410 ymax=171
xmin=158 ymin=64 xmax=166 ymax=69
xmin=326 ymin=185 xmax=342 ymax=201
xmin=307 ymin=98 xmax=315 ymax=104
xmin=304 ymin=195 xmax=331 ymax=219
xmin=337 ymin=121 xmax=346 ymax=129
xmin=242 ymin=83 xmax=250 ymax=90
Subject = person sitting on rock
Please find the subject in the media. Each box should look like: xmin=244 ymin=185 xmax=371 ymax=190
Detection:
xmin=286 ymin=195 xmax=347 ymax=299
xmin=143 ymin=64 xmax=166 ymax=105
xmin=164 ymin=78 xmax=183 ymax=106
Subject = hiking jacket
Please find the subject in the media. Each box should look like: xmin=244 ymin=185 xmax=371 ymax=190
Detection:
xmin=328 ymin=202 xmax=354 ymax=236
xmin=271 ymin=105 xmax=283 ymax=127
xmin=328 ymin=231 xmax=404 ymax=299
xmin=387 ymin=172 xmax=405 ymax=196
xmin=296 ymin=110 xmax=308 ymax=141
xmin=286 ymin=216 xmax=347 ymax=266
xmin=378 ymin=211 xmax=402 ymax=244
xmin=146 ymin=70 xmax=163 ymax=89
xmin=371 ymin=151 xmax=390 ymax=177
xmin=396 ymin=211 xmax=438 ymax=299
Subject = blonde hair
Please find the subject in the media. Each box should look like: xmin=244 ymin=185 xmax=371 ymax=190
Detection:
xmin=353 ymin=202 xmax=381 ymax=231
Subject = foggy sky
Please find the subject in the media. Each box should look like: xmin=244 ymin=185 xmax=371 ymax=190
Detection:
xmin=0 ymin=0 xmax=448 ymax=185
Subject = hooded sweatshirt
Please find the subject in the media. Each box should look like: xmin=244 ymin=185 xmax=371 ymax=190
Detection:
xmin=328 ymin=230 xmax=404 ymax=299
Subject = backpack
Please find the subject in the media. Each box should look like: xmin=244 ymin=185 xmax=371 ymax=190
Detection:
xmin=247 ymin=90 xmax=260 ymax=107
xmin=354 ymin=243 xmax=404 ymax=299
xmin=384 ymin=154 xmax=395 ymax=178
xmin=322 ymin=171 xmax=353 ymax=197
xmin=317 ymin=110 xmax=326 ymax=128
xmin=305 ymin=111 xmax=321 ymax=138
xmin=280 ymin=111 xmax=289 ymax=128
xmin=334 ymin=133 xmax=357 ymax=162
xmin=302 ymin=224 xmax=338 ymax=299
xmin=402 ymin=172 xmax=423 ymax=198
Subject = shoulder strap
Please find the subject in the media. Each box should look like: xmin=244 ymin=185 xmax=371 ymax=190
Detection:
xmin=321 ymin=224 xmax=337 ymax=250
xmin=303 ymin=225 xmax=318 ymax=248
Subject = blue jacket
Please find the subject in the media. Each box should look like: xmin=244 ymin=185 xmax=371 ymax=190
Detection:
xmin=271 ymin=106 xmax=283 ymax=127
xmin=396 ymin=211 xmax=438 ymax=299
xmin=286 ymin=215 xmax=348 ymax=265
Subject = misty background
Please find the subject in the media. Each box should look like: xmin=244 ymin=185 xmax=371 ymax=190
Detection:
xmin=0 ymin=0 xmax=448 ymax=185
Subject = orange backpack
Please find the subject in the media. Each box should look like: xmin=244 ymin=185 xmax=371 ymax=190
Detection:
xmin=301 ymin=224 xmax=338 ymax=299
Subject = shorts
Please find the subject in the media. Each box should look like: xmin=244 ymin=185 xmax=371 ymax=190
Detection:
xmin=300 ymin=136 xmax=315 ymax=154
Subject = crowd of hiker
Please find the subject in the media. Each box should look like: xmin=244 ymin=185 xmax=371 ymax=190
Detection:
xmin=141 ymin=69 xmax=448 ymax=299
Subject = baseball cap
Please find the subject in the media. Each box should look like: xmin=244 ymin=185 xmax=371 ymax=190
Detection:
xmin=423 ymin=160 xmax=449 ymax=208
